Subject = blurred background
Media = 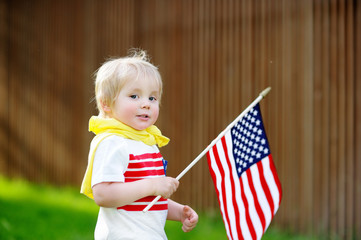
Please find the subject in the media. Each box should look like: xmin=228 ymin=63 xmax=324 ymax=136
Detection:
xmin=0 ymin=0 xmax=360 ymax=239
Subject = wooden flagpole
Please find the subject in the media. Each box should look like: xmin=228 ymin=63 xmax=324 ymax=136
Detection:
xmin=143 ymin=87 xmax=272 ymax=212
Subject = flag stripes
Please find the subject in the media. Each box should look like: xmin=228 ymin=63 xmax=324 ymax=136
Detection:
xmin=207 ymin=103 xmax=282 ymax=240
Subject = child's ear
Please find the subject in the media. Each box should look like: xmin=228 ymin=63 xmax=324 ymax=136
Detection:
xmin=100 ymin=100 xmax=112 ymax=114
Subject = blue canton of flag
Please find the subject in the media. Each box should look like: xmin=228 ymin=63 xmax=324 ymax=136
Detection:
xmin=231 ymin=105 xmax=270 ymax=178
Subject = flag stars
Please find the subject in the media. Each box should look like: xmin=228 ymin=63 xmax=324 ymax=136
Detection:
xmin=230 ymin=105 xmax=270 ymax=176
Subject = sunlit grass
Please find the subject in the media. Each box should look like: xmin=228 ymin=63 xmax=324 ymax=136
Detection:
xmin=0 ymin=176 xmax=98 ymax=240
xmin=0 ymin=176 xmax=314 ymax=240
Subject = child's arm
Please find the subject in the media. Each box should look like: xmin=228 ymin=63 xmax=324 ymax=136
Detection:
xmin=167 ymin=200 xmax=198 ymax=232
xmin=92 ymin=177 xmax=179 ymax=208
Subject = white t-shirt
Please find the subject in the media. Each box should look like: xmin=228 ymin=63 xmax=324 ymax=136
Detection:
xmin=91 ymin=135 xmax=168 ymax=240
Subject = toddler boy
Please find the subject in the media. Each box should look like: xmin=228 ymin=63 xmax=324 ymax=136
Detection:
xmin=81 ymin=50 xmax=198 ymax=239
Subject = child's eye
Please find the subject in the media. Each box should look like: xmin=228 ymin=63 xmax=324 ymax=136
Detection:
xmin=149 ymin=96 xmax=157 ymax=101
xmin=130 ymin=95 xmax=138 ymax=99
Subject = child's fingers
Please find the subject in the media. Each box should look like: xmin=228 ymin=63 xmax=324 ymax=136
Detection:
xmin=182 ymin=218 xmax=197 ymax=232
xmin=183 ymin=205 xmax=192 ymax=218
xmin=166 ymin=177 xmax=179 ymax=196
xmin=153 ymin=177 xmax=179 ymax=198
xmin=183 ymin=205 xmax=198 ymax=221
xmin=181 ymin=205 xmax=198 ymax=232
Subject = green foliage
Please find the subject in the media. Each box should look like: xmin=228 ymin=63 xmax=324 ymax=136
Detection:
xmin=0 ymin=176 xmax=98 ymax=240
xmin=165 ymin=210 xmax=227 ymax=240
xmin=0 ymin=176 xmax=313 ymax=240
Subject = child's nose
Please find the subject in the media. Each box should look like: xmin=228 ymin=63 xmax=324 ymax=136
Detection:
xmin=141 ymin=100 xmax=150 ymax=109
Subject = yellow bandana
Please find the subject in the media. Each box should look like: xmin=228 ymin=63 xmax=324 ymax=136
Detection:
xmin=80 ymin=116 xmax=169 ymax=199
xmin=88 ymin=116 xmax=169 ymax=147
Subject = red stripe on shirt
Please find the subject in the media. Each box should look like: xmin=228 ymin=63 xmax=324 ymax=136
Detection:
xmin=128 ymin=160 xmax=164 ymax=169
xmin=118 ymin=203 xmax=168 ymax=211
xmin=124 ymin=169 xmax=165 ymax=178
xmin=129 ymin=152 xmax=162 ymax=160
xmin=118 ymin=152 xmax=167 ymax=212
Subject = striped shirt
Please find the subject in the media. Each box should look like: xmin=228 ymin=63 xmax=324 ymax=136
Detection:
xmin=118 ymin=152 xmax=168 ymax=211
xmin=91 ymin=135 xmax=168 ymax=240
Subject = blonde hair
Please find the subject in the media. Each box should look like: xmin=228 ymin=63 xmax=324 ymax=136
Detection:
xmin=94 ymin=50 xmax=162 ymax=117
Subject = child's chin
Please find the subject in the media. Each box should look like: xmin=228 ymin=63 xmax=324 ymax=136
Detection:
xmin=132 ymin=124 xmax=151 ymax=131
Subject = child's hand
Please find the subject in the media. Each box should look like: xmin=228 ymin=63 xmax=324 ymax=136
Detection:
xmin=151 ymin=177 xmax=179 ymax=199
xmin=180 ymin=205 xmax=198 ymax=232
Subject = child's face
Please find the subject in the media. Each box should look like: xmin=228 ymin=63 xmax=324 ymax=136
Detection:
xmin=109 ymin=76 xmax=160 ymax=130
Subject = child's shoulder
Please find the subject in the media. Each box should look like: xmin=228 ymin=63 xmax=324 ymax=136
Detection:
xmin=93 ymin=134 xmax=128 ymax=147
xmin=92 ymin=135 xmax=146 ymax=148
xmin=91 ymin=134 xmax=160 ymax=154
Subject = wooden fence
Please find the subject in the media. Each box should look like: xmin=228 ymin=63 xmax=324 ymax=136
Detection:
xmin=0 ymin=0 xmax=360 ymax=238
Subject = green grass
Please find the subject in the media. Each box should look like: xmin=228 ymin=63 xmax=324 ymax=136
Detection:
xmin=0 ymin=176 xmax=98 ymax=240
xmin=0 ymin=176 xmax=314 ymax=240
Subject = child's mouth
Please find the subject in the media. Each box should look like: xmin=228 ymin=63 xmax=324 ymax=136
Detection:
xmin=137 ymin=114 xmax=149 ymax=119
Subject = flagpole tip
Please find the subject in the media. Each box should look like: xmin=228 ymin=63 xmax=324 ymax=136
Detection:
xmin=260 ymin=87 xmax=271 ymax=98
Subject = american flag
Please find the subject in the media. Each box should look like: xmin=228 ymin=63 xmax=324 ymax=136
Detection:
xmin=207 ymin=103 xmax=282 ymax=240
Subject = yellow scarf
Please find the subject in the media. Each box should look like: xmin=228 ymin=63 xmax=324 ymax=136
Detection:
xmin=88 ymin=116 xmax=169 ymax=147
xmin=80 ymin=116 xmax=169 ymax=199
